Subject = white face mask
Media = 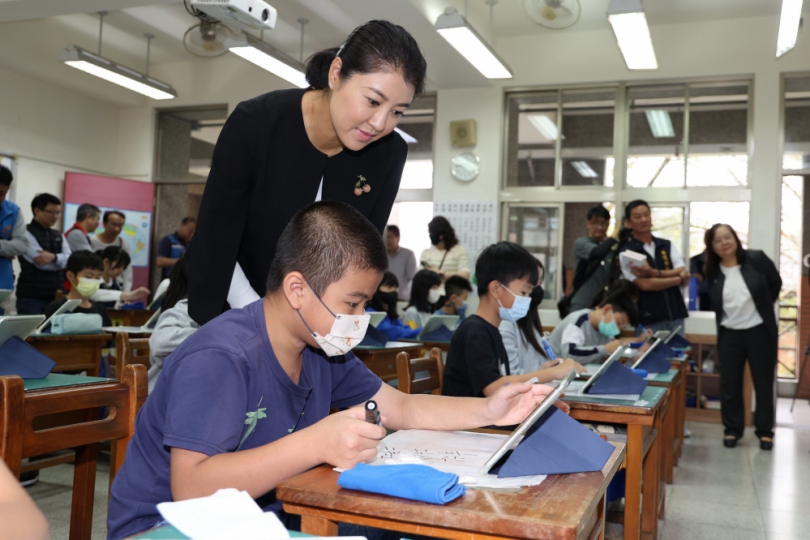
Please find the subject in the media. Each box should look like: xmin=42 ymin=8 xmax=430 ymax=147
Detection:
xmin=297 ymin=284 xmax=370 ymax=357
xmin=428 ymin=288 xmax=442 ymax=304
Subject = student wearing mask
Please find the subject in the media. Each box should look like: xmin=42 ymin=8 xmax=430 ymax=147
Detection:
xmin=442 ymin=242 xmax=586 ymax=399
xmin=435 ymin=275 xmax=472 ymax=321
xmin=420 ymin=216 xmax=470 ymax=280
xmin=385 ymin=224 xmax=417 ymax=300
xmin=148 ymin=257 xmax=197 ymax=393
xmin=548 ymin=292 xmax=639 ymax=364
xmin=402 ymin=269 xmax=442 ymax=329
xmin=107 ymin=201 xmax=564 ymax=539
xmin=64 ymin=203 xmax=100 ymax=253
xmin=44 ymin=251 xmax=112 ymax=328
xmin=0 ymin=166 xmax=29 ymax=314
xmin=367 ymin=271 xmax=419 ymax=341
xmin=704 ymin=224 xmax=781 ymax=450
xmin=18 ymin=194 xmax=71 ymax=315
xmin=568 ymin=205 xmax=618 ymax=312
xmin=619 ymin=200 xmax=689 ymax=334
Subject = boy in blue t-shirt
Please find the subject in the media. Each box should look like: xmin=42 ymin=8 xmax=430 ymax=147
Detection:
xmin=107 ymin=202 xmax=567 ymax=540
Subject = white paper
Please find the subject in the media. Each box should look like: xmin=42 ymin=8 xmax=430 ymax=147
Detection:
xmin=157 ymin=489 xmax=289 ymax=540
xmin=369 ymin=429 xmax=546 ymax=489
xmin=619 ymin=251 xmax=649 ymax=277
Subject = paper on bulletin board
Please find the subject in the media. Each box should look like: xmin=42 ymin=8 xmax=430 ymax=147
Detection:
xmin=64 ymin=203 xmax=152 ymax=268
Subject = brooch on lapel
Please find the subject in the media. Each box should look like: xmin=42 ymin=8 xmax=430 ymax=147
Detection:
xmin=354 ymin=175 xmax=371 ymax=196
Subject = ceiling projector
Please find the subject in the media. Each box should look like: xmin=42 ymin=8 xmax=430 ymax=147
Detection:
xmin=190 ymin=0 xmax=277 ymax=32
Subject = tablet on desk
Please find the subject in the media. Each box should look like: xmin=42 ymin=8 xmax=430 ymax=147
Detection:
xmin=368 ymin=312 xmax=386 ymax=328
xmin=662 ymin=325 xmax=682 ymax=344
xmin=0 ymin=315 xmax=46 ymax=345
xmin=631 ymin=337 xmax=662 ymax=369
xmin=102 ymin=308 xmax=162 ymax=334
xmin=29 ymin=299 xmax=81 ymax=335
xmin=418 ymin=315 xmax=459 ymax=339
xmin=578 ymin=344 xmax=630 ymax=395
xmin=476 ymin=369 xmax=578 ymax=476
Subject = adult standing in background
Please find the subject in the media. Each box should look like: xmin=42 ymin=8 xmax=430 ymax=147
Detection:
xmin=569 ymin=205 xmax=618 ymax=312
xmin=385 ymin=224 xmax=416 ymax=300
xmin=619 ymin=200 xmax=689 ymax=334
xmin=420 ymin=216 xmax=470 ymax=280
xmin=186 ymin=20 xmax=427 ymax=325
xmin=704 ymin=224 xmax=781 ymax=451
xmin=0 ymin=166 xmax=29 ymax=313
xmin=156 ymin=217 xmax=196 ymax=279
xmin=89 ymin=210 xmax=132 ymax=292
xmin=18 ymin=193 xmax=70 ymax=315
xmin=64 ymin=203 xmax=100 ymax=252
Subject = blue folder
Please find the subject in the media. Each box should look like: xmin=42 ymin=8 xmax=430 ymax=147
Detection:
xmin=0 ymin=336 xmax=56 ymax=379
xmin=635 ymin=349 xmax=673 ymax=373
xmin=421 ymin=325 xmax=454 ymax=342
xmin=493 ymin=407 xmax=615 ymax=476
xmin=358 ymin=325 xmax=388 ymax=347
xmin=587 ymin=362 xmax=648 ymax=395
xmin=668 ymin=333 xmax=690 ymax=348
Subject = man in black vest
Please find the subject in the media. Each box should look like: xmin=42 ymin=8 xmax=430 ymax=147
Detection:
xmin=18 ymin=193 xmax=72 ymax=315
xmin=619 ymin=200 xmax=689 ymax=335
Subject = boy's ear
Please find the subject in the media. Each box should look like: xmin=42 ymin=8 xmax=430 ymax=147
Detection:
xmin=487 ymin=280 xmax=500 ymax=298
xmin=282 ymin=271 xmax=307 ymax=311
xmin=65 ymin=270 xmax=76 ymax=284
xmin=603 ymin=304 xmax=613 ymax=315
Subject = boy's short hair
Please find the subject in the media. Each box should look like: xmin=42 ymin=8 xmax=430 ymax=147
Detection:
xmin=103 ymin=210 xmax=126 ymax=224
xmin=67 ymin=250 xmax=103 ymax=276
xmin=0 ymin=165 xmax=13 ymax=187
xmin=386 ymin=224 xmax=400 ymax=237
xmin=587 ymin=205 xmax=610 ymax=221
xmin=624 ymin=199 xmax=650 ymax=220
xmin=266 ymin=201 xmax=388 ymax=296
xmin=475 ymin=242 xmax=539 ymax=296
xmin=31 ymin=193 xmax=61 ymax=213
xmin=598 ymin=291 xmax=640 ymax=326
xmin=444 ymin=275 xmax=472 ymax=298
xmin=77 ymin=203 xmax=100 ymax=222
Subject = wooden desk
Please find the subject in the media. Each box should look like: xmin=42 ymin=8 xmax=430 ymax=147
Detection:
xmin=354 ymin=342 xmax=424 ymax=382
xmin=129 ymin=527 xmax=312 ymax=539
xmin=278 ymin=442 xmax=626 ymax=540
xmin=26 ymin=333 xmax=112 ymax=377
xmin=564 ymin=387 xmax=667 ymax=540
xmin=108 ymin=309 xmax=156 ymax=328
xmin=645 ymin=370 xmax=681 ymax=485
xmin=402 ymin=338 xmax=451 ymax=353
xmin=668 ymin=358 xmax=688 ymax=464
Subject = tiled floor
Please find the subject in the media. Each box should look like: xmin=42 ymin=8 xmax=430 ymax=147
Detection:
xmin=27 ymin=398 xmax=810 ymax=540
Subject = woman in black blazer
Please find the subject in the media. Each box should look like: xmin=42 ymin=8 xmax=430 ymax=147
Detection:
xmin=705 ymin=224 xmax=782 ymax=450
xmin=186 ymin=21 xmax=427 ymax=325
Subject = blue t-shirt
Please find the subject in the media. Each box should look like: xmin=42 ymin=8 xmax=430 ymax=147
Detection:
xmin=107 ymin=300 xmax=382 ymax=540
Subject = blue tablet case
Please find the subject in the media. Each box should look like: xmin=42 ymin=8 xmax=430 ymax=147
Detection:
xmin=0 ymin=336 xmax=56 ymax=379
xmin=587 ymin=361 xmax=648 ymax=395
xmin=668 ymin=333 xmax=690 ymax=348
xmin=635 ymin=349 xmax=673 ymax=373
xmin=421 ymin=325 xmax=454 ymax=342
xmin=359 ymin=325 xmax=388 ymax=347
xmin=493 ymin=407 xmax=615 ymax=476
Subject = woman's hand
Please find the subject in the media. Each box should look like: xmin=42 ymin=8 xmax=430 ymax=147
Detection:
xmin=483 ymin=381 xmax=570 ymax=426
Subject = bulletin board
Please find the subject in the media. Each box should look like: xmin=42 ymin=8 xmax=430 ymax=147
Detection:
xmin=63 ymin=172 xmax=155 ymax=290
xmin=432 ymin=201 xmax=498 ymax=264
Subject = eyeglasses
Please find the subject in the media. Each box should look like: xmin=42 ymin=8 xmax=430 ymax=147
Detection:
xmin=40 ymin=209 xmax=61 ymax=217
xmin=712 ymin=234 xmax=735 ymax=245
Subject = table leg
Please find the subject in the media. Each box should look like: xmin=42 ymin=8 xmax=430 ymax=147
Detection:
xmin=641 ymin=413 xmax=662 ymax=540
xmin=662 ymin=394 xmax=675 ymax=485
xmin=624 ymin=424 xmax=643 ymax=540
xmin=674 ymin=367 xmax=685 ymax=463
xmin=300 ymin=515 xmax=339 ymax=537
xmin=70 ymin=443 xmax=98 ymax=540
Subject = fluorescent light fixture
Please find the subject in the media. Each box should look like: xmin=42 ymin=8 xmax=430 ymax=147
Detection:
xmin=571 ymin=161 xmax=598 ymax=178
xmin=777 ymin=0 xmax=804 ymax=57
xmin=59 ymin=45 xmax=176 ymax=100
xmin=606 ymin=0 xmax=658 ymax=70
xmin=527 ymin=114 xmax=559 ymax=140
xmin=229 ymin=33 xmax=308 ymax=88
xmin=394 ymin=127 xmax=417 ymax=144
xmin=645 ymin=110 xmax=675 ymax=137
xmin=434 ymin=7 xmax=512 ymax=79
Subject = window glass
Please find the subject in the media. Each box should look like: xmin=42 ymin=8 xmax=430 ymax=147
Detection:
xmin=650 ymin=206 xmax=684 ymax=256
xmin=627 ymin=86 xmax=686 ymax=188
xmin=779 ymin=176 xmax=803 ymax=378
xmin=688 ymin=202 xmax=750 ymax=261
xmin=506 ymin=206 xmax=561 ymax=300
xmin=506 ymin=93 xmax=559 ymax=187
xmin=783 ymin=76 xmax=810 ymax=172
xmin=399 ymin=159 xmax=433 ymax=190
xmin=560 ymin=90 xmax=615 ymax=187
xmin=388 ymin=202 xmax=434 ymax=262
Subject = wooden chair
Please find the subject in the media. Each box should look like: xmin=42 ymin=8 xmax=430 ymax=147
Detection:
xmin=114 ymin=332 xmax=151 ymax=380
xmin=0 ymin=365 xmax=147 ymax=540
xmin=396 ymin=347 xmax=443 ymax=395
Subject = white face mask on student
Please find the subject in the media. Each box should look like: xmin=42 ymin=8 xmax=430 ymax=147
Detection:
xmin=428 ymin=287 xmax=442 ymax=304
xmin=297 ymin=283 xmax=370 ymax=357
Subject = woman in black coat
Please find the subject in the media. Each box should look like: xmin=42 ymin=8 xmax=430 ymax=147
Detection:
xmin=704 ymin=224 xmax=782 ymax=450
xmin=186 ymin=20 xmax=427 ymax=325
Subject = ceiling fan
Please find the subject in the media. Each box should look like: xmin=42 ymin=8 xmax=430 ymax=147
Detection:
xmin=524 ymin=0 xmax=582 ymax=30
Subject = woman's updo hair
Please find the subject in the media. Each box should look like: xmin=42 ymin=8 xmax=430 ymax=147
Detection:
xmin=304 ymin=20 xmax=427 ymax=96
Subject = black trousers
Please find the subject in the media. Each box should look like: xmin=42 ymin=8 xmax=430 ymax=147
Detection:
xmin=718 ymin=324 xmax=777 ymax=439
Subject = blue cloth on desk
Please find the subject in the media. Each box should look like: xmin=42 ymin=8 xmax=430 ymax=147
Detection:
xmin=338 ymin=463 xmax=466 ymax=505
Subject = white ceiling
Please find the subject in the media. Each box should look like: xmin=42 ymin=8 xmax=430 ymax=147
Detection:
xmin=0 ymin=0 xmax=806 ymax=107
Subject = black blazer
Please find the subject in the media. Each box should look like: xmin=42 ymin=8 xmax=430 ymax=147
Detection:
xmin=707 ymin=250 xmax=782 ymax=337
xmin=186 ymin=89 xmax=408 ymax=325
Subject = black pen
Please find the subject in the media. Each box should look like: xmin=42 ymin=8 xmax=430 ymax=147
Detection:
xmin=365 ymin=400 xmax=381 ymax=426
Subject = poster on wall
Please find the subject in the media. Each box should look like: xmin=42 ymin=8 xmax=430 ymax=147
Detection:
xmin=64 ymin=204 xmax=153 ymax=268
xmin=432 ymin=201 xmax=498 ymax=263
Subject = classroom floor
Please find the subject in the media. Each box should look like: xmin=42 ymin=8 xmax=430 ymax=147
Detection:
xmin=27 ymin=398 xmax=810 ymax=540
